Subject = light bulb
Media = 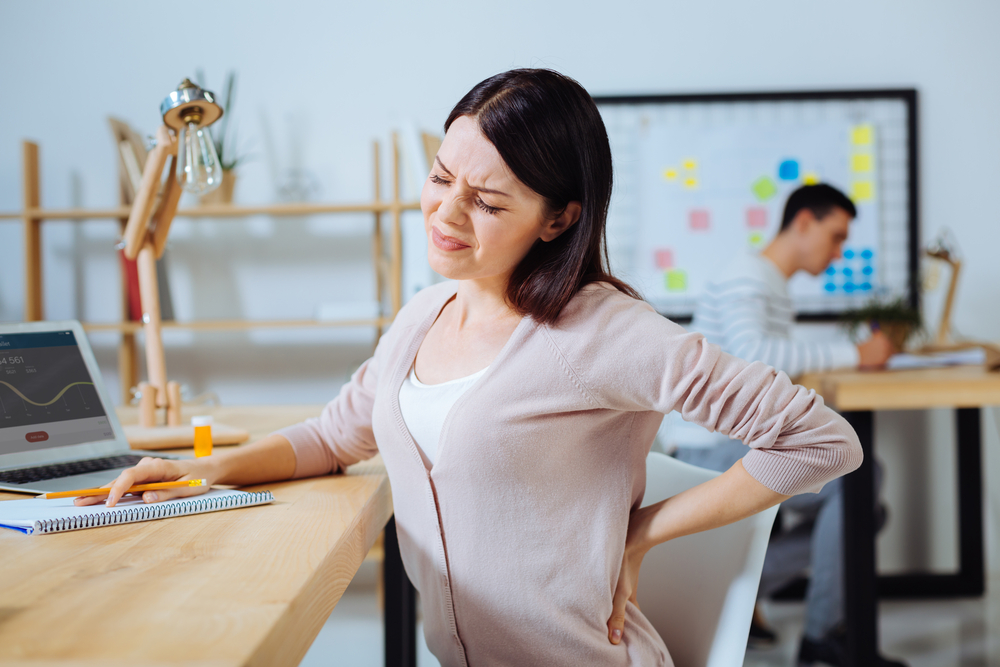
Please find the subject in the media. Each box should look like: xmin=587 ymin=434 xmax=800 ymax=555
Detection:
xmin=176 ymin=120 xmax=222 ymax=194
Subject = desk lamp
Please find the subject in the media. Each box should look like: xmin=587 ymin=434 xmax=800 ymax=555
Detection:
xmin=120 ymin=79 xmax=244 ymax=446
xmin=924 ymin=232 xmax=962 ymax=347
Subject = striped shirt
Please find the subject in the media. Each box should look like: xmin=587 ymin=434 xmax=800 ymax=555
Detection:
xmin=691 ymin=252 xmax=858 ymax=378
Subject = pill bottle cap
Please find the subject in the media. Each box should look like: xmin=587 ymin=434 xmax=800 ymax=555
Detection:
xmin=191 ymin=415 xmax=213 ymax=427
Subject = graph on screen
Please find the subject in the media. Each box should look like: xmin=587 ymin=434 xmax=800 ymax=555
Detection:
xmin=0 ymin=333 xmax=107 ymax=430
xmin=596 ymin=90 xmax=918 ymax=320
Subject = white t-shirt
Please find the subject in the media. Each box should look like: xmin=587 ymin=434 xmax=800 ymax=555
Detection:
xmin=398 ymin=365 xmax=488 ymax=465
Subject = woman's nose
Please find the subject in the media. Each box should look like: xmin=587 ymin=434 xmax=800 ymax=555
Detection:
xmin=437 ymin=190 xmax=466 ymax=226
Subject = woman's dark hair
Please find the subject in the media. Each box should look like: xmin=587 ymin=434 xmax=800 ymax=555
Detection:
xmin=780 ymin=183 xmax=857 ymax=231
xmin=445 ymin=68 xmax=639 ymax=325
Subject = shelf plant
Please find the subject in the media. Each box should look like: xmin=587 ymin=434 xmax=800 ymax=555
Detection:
xmin=195 ymin=69 xmax=249 ymax=203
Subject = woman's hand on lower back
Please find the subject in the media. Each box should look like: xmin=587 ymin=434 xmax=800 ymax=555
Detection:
xmin=606 ymin=461 xmax=790 ymax=645
xmin=608 ymin=505 xmax=654 ymax=645
xmin=73 ymin=456 xmax=217 ymax=507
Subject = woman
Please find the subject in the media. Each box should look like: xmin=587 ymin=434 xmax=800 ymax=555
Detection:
xmin=88 ymin=69 xmax=861 ymax=666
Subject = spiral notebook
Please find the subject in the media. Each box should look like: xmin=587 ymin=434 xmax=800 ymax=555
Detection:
xmin=0 ymin=489 xmax=274 ymax=535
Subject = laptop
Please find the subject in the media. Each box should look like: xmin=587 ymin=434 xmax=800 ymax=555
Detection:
xmin=0 ymin=320 xmax=181 ymax=495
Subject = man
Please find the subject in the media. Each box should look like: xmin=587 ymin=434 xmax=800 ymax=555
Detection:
xmin=675 ymin=184 xmax=902 ymax=666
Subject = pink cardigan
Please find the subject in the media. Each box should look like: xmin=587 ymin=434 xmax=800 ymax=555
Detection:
xmin=278 ymin=282 xmax=862 ymax=666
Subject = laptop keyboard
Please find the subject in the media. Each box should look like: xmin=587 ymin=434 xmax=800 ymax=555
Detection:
xmin=0 ymin=454 xmax=146 ymax=485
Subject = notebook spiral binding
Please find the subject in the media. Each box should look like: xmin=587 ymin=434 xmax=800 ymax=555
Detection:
xmin=33 ymin=490 xmax=275 ymax=535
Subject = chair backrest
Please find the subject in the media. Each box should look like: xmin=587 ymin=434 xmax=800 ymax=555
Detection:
xmin=638 ymin=452 xmax=778 ymax=667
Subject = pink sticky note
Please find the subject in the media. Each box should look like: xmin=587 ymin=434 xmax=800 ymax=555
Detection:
xmin=746 ymin=207 xmax=768 ymax=229
xmin=689 ymin=209 xmax=710 ymax=231
xmin=654 ymin=249 xmax=674 ymax=269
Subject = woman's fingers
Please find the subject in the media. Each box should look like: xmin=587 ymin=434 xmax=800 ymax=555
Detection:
xmin=607 ymin=571 xmax=630 ymax=645
xmin=139 ymin=480 xmax=209 ymax=504
xmin=73 ymin=491 xmax=111 ymax=506
xmin=73 ymin=457 xmax=185 ymax=507
xmin=609 ymin=541 xmax=645 ymax=645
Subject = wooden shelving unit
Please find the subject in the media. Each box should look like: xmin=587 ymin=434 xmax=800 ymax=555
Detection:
xmin=2 ymin=137 xmax=421 ymax=401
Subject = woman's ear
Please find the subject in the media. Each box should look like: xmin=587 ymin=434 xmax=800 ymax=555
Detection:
xmin=540 ymin=201 xmax=582 ymax=242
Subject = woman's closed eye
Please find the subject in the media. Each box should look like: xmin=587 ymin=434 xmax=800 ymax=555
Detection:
xmin=475 ymin=197 xmax=501 ymax=215
xmin=430 ymin=173 xmax=502 ymax=215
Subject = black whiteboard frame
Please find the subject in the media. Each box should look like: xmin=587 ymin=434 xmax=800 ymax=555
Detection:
xmin=593 ymin=88 xmax=920 ymax=323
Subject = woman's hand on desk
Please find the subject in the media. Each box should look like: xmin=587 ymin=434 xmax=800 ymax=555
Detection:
xmin=74 ymin=456 xmax=217 ymax=507
xmin=73 ymin=433 xmax=298 ymax=507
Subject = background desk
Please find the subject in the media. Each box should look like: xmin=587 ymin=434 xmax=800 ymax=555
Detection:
xmin=798 ymin=366 xmax=1000 ymax=666
xmin=0 ymin=405 xmax=414 ymax=667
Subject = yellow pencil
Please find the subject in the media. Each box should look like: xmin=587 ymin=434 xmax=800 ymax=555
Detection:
xmin=44 ymin=479 xmax=208 ymax=499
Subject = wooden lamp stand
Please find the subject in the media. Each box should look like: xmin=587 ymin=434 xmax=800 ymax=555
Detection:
xmin=120 ymin=81 xmax=247 ymax=448
xmin=924 ymin=245 xmax=962 ymax=348
xmin=919 ymin=240 xmax=1000 ymax=369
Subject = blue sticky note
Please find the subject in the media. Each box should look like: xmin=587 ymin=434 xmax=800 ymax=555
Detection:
xmin=844 ymin=249 xmax=856 ymax=259
xmin=861 ymin=282 xmax=872 ymax=291
xmin=825 ymin=266 xmax=837 ymax=276
xmin=861 ymin=249 xmax=873 ymax=260
xmin=778 ymin=160 xmax=799 ymax=181
xmin=842 ymin=267 xmax=853 ymax=276
xmin=862 ymin=266 xmax=873 ymax=276
xmin=844 ymin=283 xmax=856 ymax=293
xmin=824 ymin=283 xmax=837 ymax=292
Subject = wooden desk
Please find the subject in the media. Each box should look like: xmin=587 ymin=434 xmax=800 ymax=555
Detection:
xmin=0 ymin=405 xmax=413 ymax=667
xmin=799 ymin=366 xmax=1000 ymax=666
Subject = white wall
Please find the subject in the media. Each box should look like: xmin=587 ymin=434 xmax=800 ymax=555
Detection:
xmin=1 ymin=0 xmax=998 ymax=575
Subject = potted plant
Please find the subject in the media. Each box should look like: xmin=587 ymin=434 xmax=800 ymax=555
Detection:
xmin=196 ymin=70 xmax=247 ymax=205
xmin=840 ymin=296 xmax=922 ymax=351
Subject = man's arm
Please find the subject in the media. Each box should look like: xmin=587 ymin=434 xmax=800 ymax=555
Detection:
xmin=715 ymin=290 xmax=859 ymax=376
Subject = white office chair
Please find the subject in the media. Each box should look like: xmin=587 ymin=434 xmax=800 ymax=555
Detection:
xmin=638 ymin=452 xmax=779 ymax=667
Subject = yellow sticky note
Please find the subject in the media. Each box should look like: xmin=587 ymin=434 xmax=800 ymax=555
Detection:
xmin=851 ymin=125 xmax=873 ymax=146
xmin=682 ymin=158 xmax=698 ymax=171
xmin=802 ymin=171 xmax=820 ymax=185
xmin=748 ymin=231 xmax=765 ymax=247
xmin=851 ymin=154 xmax=873 ymax=172
xmin=662 ymin=168 xmax=678 ymax=181
xmin=851 ymin=181 xmax=874 ymax=202
xmin=683 ymin=177 xmax=699 ymax=189
xmin=666 ymin=269 xmax=687 ymax=292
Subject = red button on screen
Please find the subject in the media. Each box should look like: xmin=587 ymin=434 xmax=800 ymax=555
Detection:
xmin=25 ymin=431 xmax=49 ymax=442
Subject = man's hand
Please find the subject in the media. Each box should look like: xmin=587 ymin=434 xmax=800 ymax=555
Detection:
xmin=857 ymin=329 xmax=895 ymax=368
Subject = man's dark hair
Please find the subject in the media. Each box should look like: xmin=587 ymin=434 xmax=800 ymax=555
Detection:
xmin=779 ymin=184 xmax=857 ymax=232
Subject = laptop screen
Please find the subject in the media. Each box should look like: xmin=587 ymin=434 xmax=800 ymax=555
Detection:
xmin=0 ymin=330 xmax=113 ymax=456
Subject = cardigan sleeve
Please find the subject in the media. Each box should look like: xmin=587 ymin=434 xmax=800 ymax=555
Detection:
xmin=552 ymin=287 xmax=862 ymax=495
xmin=274 ymin=352 xmax=383 ymax=478
xmin=272 ymin=284 xmax=458 ymax=477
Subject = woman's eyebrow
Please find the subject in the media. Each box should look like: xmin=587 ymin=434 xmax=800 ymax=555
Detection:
xmin=436 ymin=156 xmax=511 ymax=198
xmin=435 ymin=156 xmax=456 ymax=177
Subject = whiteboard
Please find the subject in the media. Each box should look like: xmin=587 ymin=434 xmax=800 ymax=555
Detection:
xmin=597 ymin=92 xmax=917 ymax=319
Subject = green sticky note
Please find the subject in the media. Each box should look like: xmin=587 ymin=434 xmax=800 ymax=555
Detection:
xmin=666 ymin=270 xmax=687 ymax=292
xmin=751 ymin=176 xmax=778 ymax=202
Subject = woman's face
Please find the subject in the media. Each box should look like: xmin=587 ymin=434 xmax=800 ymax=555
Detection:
xmin=420 ymin=115 xmax=578 ymax=285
